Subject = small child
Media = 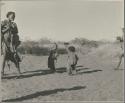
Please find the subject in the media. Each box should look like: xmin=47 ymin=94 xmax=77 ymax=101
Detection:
xmin=64 ymin=43 xmax=79 ymax=75
xmin=48 ymin=43 xmax=59 ymax=72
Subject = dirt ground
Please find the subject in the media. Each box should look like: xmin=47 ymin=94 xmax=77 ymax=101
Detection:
xmin=1 ymin=43 xmax=124 ymax=103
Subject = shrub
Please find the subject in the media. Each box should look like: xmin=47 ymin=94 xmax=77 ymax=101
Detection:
xmin=57 ymin=48 xmax=67 ymax=54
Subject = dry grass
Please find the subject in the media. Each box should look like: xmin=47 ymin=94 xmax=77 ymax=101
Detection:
xmin=0 ymin=43 xmax=124 ymax=103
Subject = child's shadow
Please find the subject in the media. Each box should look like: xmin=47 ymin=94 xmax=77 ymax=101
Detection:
xmin=56 ymin=66 xmax=102 ymax=75
xmin=77 ymin=69 xmax=102 ymax=75
xmin=56 ymin=65 xmax=89 ymax=73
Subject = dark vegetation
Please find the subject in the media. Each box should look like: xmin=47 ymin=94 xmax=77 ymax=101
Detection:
xmin=17 ymin=37 xmax=104 ymax=56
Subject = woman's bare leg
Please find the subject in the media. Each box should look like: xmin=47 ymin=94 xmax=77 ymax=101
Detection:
xmin=1 ymin=53 xmax=6 ymax=75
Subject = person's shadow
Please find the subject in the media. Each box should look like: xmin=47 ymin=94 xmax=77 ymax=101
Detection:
xmin=56 ymin=65 xmax=86 ymax=73
xmin=2 ymin=67 xmax=68 ymax=79
xmin=2 ymin=69 xmax=54 ymax=80
xmin=2 ymin=85 xmax=86 ymax=102
xmin=77 ymin=69 xmax=102 ymax=75
xmin=56 ymin=66 xmax=102 ymax=75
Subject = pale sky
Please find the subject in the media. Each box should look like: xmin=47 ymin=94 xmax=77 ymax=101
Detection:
xmin=0 ymin=0 xmax=124 ymax=41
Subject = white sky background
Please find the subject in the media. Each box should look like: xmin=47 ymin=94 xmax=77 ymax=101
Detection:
xmin=0 ymin=0 xmax=124 ymax=41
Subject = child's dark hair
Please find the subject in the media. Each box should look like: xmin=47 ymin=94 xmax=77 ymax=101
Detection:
xmin=6 ymin=11 xmax=15 ymax=19
xmin=68 ymin=46 xmax=76 ymax=52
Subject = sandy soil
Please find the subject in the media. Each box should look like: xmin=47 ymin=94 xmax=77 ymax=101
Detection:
xmin=1 ymin=43 xmax=124 ymax=103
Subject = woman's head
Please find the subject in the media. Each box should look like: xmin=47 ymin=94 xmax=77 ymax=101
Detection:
xmin=6 ymin=11 xmax=15 ymax=21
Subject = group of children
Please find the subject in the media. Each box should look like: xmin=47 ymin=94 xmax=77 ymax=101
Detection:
xmin=48 ymin=42 xmax=79 ymax=75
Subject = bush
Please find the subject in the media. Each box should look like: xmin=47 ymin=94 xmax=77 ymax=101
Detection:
xmin=18 ymin=46 xmax=49 ymax=56
xmin=17 ymin=37 xmax=100 ymax=56
xmin=57 ymin=48 xmax=67 ymax=54
xmin=70 ymin=38 xmax=98 ymax=48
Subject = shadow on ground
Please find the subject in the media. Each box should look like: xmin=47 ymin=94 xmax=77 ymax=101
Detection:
xmin=1 ymin=65 xmax=84 ymax=79
xmin=50 ymin=66 xmax=102 ymax=75
xmin=77 ymin=69 xmax=102 ymax=75
xmin=2 ymin=69 xmax=53 ymax=80
xmin=2 ymin=86 xmax=86 ymax=102
xmin=2 ymin=67 xmax=67 ymax=79
xmin=2 ymin=65 xmax=102 ymax=79
xmin=56 ymin=65 xmax=88 ymax=73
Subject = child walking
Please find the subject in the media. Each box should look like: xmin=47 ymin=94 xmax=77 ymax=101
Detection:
xmin=64 ymin=43 xmax=79 ymax=75
xmin=48 ymin=43 xmax=58 ymax=72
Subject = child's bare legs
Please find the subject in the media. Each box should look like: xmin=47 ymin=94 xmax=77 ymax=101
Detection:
xmin=67 ymin=64 xmax=73 ymax=75
xmin=72 ymin=65 xmax=77 ymax=74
